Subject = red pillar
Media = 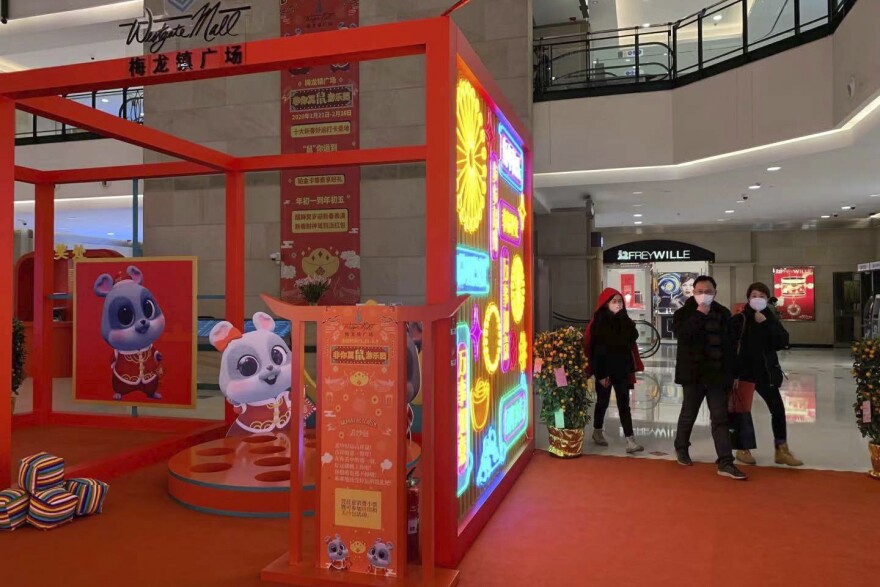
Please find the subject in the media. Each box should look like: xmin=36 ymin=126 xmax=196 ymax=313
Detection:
xmin=33 ymin=183 xmax=55 ymax=423
xmin=225 ymin=171 xmax=245 ymax=426
xmin=0 ymin=98 xmax=15 ymax=485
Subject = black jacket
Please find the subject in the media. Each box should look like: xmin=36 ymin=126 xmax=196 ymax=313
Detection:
xmin=673 ymin=297 xmax=734 ymax=387
xmin=589 ymin=310 xmax=638 ymax=381
xmin=729 ymin=307 xmax=789 ymax=387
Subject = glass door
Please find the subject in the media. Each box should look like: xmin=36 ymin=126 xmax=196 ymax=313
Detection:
xmin=833 ymin=272 xmax=860 ymax=346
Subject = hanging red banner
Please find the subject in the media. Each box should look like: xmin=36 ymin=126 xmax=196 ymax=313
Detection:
xmin=773 ymin=266 xmax=815 ymax=321
xmin=280 ymin=0 xmax=360 ymax=305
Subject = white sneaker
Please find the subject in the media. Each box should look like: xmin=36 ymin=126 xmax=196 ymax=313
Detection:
xmin=625 ymin=437 xmax=644 ymax=454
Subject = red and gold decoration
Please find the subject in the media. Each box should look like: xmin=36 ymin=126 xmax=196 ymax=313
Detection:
xmin=851 ymin=338 xmax=880 ymax=479
xmin=773 ymin=266 xmax=815 ymax=321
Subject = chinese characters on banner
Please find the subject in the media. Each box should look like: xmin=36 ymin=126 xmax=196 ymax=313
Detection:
xmin=773 ymin=266 xmax=815 ymax=321
xmin=127 ymin=44 xmax=245 ymax=79
xmin=319 ymin=306 xmax=402 ymax=576
xmin=280 ymin=0 xmax=361 ymax=305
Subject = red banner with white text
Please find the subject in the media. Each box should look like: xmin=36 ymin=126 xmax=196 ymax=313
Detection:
xmin=280 ymin=0 xmax=360 ymax=305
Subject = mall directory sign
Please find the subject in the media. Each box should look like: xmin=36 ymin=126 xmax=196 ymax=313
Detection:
xmin=318 ymin=305 xmax=405 ymax=576
xmin=454 ymin=71 xmax=531 ymax=527
xmin=773 ymin=266 xmax=815 ymax=321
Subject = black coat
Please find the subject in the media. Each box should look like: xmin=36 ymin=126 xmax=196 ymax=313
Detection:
xmin=673 ymin=297 xmax=734 ymax=387
xmin=729 ymin=307 xmax=789 ymax=387
xmin=589 ymin=310 xmax=638 ymax=381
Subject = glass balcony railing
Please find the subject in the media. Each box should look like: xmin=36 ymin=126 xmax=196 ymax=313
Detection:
xmin=15 ymin=87 xmax=144 ymax=145
xmin=534 ymin=0 xmax=857 ymax=100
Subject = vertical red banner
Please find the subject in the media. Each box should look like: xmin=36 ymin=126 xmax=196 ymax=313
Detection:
xmin=773 ymin=266 xmax=815 ymax=321
xmin=280 ymin=0 xmax=360 ymax=305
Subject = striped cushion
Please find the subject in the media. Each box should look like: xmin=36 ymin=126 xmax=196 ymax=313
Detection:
xmin=18 ymin=452 xmax=65 ymax=494
xmin=0 ymin=489 xmax=29 ymax=531
xmin=64 ymin=478 xmax=109 ymax=516
xmin=27 ymin=487 xmax=77 ymax=530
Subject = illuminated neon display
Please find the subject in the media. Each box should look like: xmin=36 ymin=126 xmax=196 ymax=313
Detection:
xmin=456 ymin=246 xmax=491 ymax=296
xmin=518 ymin=330 xmax=528 ymax=373
xmin=456 ymin=323 xmax=473 ymax=496
xmin=498 ymin=200 xmax=522 ymax=246
xmin=482 ymin=302 xmax=501 ymax=375
xmin=498 ymin=123 xmax=524 ymax=192
xmin=489 ymin=160 xmax=500 ymax=261
xmin=499 ymin=374 xmax=528 ymax=450
xmin=500 ymin=248 xmax=512 ymax=373
xmin=475 ymin=426 xmax=504 ymax=487
xmin=470 ymin=304 xmax=482 ymax=364
xmin=518 ymin=192 xmax=527 ymax=236
xmin=456 ymin=78 xmax=488 ymax=234
xmin=511 ymin=253 xmax=525 ymax=325
xmin=470 ymin=378 xmax=491 ymax=431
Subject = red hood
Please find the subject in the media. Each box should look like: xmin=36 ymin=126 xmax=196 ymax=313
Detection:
xmin=594 ymin=287 xmax=624 ymax=314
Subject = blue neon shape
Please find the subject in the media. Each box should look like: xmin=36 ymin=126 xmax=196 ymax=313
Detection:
xmin=497 ymin=124 xmax=524 ymax=193
xmin=475 ymin=427 xmax=504 ymax=488
xmin=456 ymin=246 xmax=491 ymax=296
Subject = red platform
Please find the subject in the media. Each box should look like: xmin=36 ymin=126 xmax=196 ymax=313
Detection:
xmin=168 ymin=433 xmax=421 ymax=519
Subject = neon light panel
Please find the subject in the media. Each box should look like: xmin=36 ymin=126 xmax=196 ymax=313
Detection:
xmin=498 ymin=200 xmax=522 ymax=246
xmin=498 ymin=123 xmax=524 ymax=192
xmin=456 ymin=323 xmax=473 ymax=496
xmin=499 ymin=374 xmax=528 ymax=450
xmin=518 ymin=192 xmax=527 ymax=236
xmin=489 ymin=160 xmax=500 ymax=261
xmin=511 ymin=253 xmax=525 ymax=325
xmin=518 ymin=330 xmax=528 ymax=373
xmin=500 ymin=248 xmax=512 ymax=373
xmin=470 ymin=304 xmax=482 ymax=364
xmin=482 ymin=302 xmax=501 ymax=375
xmin=470 ymin=378 xmax=491 ymax=431
xmin=456 ymin=78 xmax=487 ymax=233
xmin=456 ymin=246 xmax=491 ymax=296
xmin=475 ymin=426 xmax=504 ymax=487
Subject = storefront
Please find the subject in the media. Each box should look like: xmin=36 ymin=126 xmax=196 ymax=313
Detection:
xmin=602 ymin=240 xmax=715 ymax=340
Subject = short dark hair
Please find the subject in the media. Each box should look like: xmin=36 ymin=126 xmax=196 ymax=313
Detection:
xmin=693 ymin=275 xmax=716 ymax=290
xmin=747 ymin=282 xmax=772 ymax=298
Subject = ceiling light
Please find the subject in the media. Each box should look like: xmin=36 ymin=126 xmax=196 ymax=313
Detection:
xmin=642 ymin=23 xmax=651 ymax=28
xmin=101 ymin=98 xmax=110 ymax=103
xmin=67 ymin=216 xmax=78 ymax=220
xmin=767 ymin=166 xmax=781 ymax=172
xmin=713 ymin=14 xmax=723 ymax=21
xmin=633 ymin=191 xmax=643 ymax=195
xmin=842 ymin=206 xmax=855 ymax=210
xmin=725 ymin=210 xmax=735 ymax=214
xmin=717 ymin=219 xmax=726 ymax=222
xmin=633 ymin=214 xmax=643 ymax=218
xmin=632 ymin=204 xmax=643 ymax=207
xmin=634 ymin=221 xmax=643 ymax=225
xmin=870 ymin=194 xmax=880 ymax=198
xmin=736 ymin=200 xmax=746 ymax=204
xmin=821 ymin=215 xmax=831 ymax=219
xmin=749 ymin=184 xmax=761 ymax=190
xmin=107 ymin=232 xmax=115 ymax=236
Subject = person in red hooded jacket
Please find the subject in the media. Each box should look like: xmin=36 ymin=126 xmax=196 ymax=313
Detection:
xmin=583 ymin=288 xmax=645 ymax=454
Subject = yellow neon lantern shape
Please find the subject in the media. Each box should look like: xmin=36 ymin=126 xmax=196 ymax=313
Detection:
xmin=482 ymin=302 xmax=502 ymax=374
xmin=456 ymin=77 xmax=487 ymax=234
xmin=519 ymin=331 xmax=528 ymax=373
xmin=470 ymin=378 xmax=491 ymax=431
xmin=510 ymin=254 xmax=526 ymax=325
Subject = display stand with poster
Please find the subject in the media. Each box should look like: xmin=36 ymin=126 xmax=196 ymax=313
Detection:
xmin=773 ymin=267 xmax=816 ymax=322
xmin=259 ymin=297 xmax=466 ymax=587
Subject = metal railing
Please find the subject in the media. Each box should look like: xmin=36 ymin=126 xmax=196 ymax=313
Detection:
xmin=534 ymin=0 xmax=857 ymax=100
xmin=15 ymin=87 xmax=144 ymax=145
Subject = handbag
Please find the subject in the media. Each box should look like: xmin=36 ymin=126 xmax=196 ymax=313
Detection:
xmin=728 ymin=315 xmax=756 ymax=413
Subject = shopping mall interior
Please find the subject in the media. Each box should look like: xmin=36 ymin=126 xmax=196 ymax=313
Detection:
xmin=2 ymin=0 xmax=878 ymax=585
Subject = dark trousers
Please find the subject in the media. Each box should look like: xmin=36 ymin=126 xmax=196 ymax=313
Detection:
xmin=730 ymin=384 xmax=789 ymax=450
xmin=674 ymin=384 xmax=734 ymax=467
xmin=594 ymin=375 xmax=634 ymax=437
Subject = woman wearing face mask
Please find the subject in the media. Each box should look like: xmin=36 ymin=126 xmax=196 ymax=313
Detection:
xmin=729 ymin=282 xmax=802 ymax=467
xmin=583 ymin=288 xmax=645 ymax=454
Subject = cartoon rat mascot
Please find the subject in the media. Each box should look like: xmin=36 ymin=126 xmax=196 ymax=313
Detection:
xmin=210 ymin=312 xmax=319 ymax=437
xmin=325 ymin=535 xmax=352 ymax=571
xmin=366 ymin=539 xmax=394 ymax=576
xmin=94 ymin=266 xmax=165 ymax=401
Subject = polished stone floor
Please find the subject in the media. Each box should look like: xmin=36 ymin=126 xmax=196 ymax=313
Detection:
xmin=534 ymin=345 xmax=871 ymax=472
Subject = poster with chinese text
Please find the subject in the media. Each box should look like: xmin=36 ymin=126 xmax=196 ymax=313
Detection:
xmin=773 ymin=267 xmax=815 ymax=321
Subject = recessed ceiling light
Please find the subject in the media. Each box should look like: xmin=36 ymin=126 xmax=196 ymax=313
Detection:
xmin=633 ymin=191 xmax=643 ymax=195
xmin=842 ymin=206 xmax=854 ymax=210
xmin=767 ymin=166 xmax=781 ymax=172
xmin=821 ymin=215 xmax=830 ymax=219
xmin=632 ymin=204 xmax=643 ymax=207
xmin=870 ymin=194 xmax=880 ymax=198
xmin=725 ymin=210 xmax=735 ymax=214
xmin=749 ymin=184 xmax=761 ymax=190
xmin=101 ymin=98 xmax=109 ymax=103
xmin=713 ymin=14 xmax=723 ymax=21
xmin=717 ymin=219 xmax=726 ymax=222
xmin=634 ymin=221 xmax=643 ymax=225
xmin=736 ymin=200 xmax=746 ymax=204
xmin=633 ymin=213 xmax=643 ymax=218
xmin=107 ymin=232 xmax=115 ymax=236
xmin=642 ymin=23 xmax=651 ymax=28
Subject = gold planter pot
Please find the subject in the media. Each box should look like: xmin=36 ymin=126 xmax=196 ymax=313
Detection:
xmin=869 ymin=442 xmax=880 ymax=480
xmin=547 ymin=427 xmax=584 ymax=458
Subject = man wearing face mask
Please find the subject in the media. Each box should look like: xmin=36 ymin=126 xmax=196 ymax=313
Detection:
xmin=672 ymin=276 xmax=747 ymax=480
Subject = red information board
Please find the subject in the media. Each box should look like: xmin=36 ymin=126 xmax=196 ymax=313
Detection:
xmin=280 ymin=0 xmax=361 ymax=305
xmin=318 ymin=305 xmax=404 ymax=576
xmin=773 ymin=267 xmax=815 ymax=321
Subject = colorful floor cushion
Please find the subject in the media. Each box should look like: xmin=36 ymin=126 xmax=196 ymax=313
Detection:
xmin=65 ymin=478 xmax=109 ymax=516
xmin=0 ymin=489 xmax=29 ymax=531
xmin=27 ymin=487 xmax=77 ymax=530
xmin=18 ymin=452 xmax=65 ymax=494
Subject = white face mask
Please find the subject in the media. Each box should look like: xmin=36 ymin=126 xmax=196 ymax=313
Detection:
xmin=749 ymin=298 xmax=768 ymax=312
xmin=695 ymin=294 xmax=714 ymax=306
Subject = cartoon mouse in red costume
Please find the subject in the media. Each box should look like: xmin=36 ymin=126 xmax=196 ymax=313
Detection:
xmin=94 ymin=266 xmax=165 ymax=400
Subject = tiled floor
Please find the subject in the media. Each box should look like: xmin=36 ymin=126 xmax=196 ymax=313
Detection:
xmin=535 ymin=345 xmax=872 ymax=472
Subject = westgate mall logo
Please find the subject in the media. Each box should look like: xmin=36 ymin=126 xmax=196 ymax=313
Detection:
xmin=121 ymin=2 xmax=251 ymax=54
xmin=617 ymin=249 xmax=692 ymax=262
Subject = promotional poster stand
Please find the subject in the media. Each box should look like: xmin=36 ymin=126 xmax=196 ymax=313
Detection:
xmin=260 ymin=296 xmax=466 ymax=586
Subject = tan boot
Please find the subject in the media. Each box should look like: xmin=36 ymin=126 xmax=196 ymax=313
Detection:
xmin=775 ymin=444 xmax=804 ymax=467
xmin=736 ymin=450 xmax=757 ymax=465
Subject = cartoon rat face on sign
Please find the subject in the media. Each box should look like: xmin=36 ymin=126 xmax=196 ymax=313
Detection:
xmin=94 ymin=265 xmax=166 ymax=401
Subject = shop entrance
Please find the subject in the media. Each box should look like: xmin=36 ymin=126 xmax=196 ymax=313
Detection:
xmin=833 ymin=271 xmax=860 ymax=345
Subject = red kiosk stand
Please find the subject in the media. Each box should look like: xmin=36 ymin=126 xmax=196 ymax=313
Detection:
xmin=0 ymin=12 xmax=533 ymax=584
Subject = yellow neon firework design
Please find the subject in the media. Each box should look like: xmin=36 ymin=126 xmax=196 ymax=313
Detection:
xmin=510 ymin=254 xmax=526 ymax=324
xmin=456 ymin=77 xmax=488 ymax=234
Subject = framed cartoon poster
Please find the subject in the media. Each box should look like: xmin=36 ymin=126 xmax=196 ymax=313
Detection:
xmin=73 ymin=257 xmax=197 ymax=409
xmin=773 ymin=267 xmax=815 ymax=321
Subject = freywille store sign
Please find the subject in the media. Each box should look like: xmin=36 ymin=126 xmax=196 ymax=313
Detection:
xmin=603 ymin=240 xmax=716 ymax=264
xmin=121 ymin=2 xmax=252 ymax=54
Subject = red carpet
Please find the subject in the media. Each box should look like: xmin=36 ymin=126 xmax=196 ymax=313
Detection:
xmin=2 ymin=451 xmax=877 ymax=586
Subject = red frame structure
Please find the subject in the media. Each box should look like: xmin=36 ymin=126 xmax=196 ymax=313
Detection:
xmin=0 ymin=15 xmax=533 ymax=572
